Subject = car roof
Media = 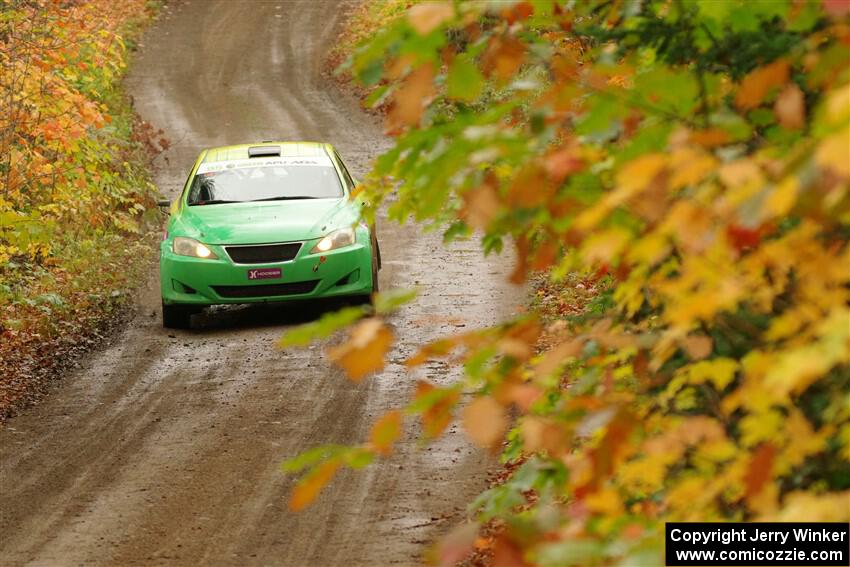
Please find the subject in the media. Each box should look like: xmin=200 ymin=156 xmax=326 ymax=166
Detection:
xmin=201 ymin=141 xmax=334 ymax=164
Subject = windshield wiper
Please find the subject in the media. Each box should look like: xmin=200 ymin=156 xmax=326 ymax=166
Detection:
xmin=189 ymin=199 xmax=241 ymax=206
xmin=250 ymin=196 xmax=319 ymax=202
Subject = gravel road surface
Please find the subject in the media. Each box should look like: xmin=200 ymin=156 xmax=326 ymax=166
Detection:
xmin=0 ymin=1 xmax=519 ymax=565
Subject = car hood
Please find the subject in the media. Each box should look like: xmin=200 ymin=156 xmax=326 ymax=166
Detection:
xmin=172 ymin=198 xmax=355 ymax=245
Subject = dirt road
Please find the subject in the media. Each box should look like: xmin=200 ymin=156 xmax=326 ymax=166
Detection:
xmin=0 ymin=1 xmax=519 ymax=566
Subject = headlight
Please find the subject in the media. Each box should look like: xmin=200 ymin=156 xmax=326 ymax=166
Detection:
xmin=310 ymin=227 xmax=356 ymax=254
xmin=173 ymin=236 xmax=217 ymax=259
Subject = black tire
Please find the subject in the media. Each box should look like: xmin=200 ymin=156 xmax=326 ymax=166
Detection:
xmin=370 ymin=244 xmax=380 ymax=293
xmin=162 ymin=301 xmax=193 ymax=329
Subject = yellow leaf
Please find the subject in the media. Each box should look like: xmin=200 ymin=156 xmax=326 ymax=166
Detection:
xmin=718 ymin=159 xmax=765 ymax=203
xmin=327 ymin=318 xmax=394 ymax=382
xmin=626 ymin=233 xmax=671 ymax=266
xmin=369 ymin=410 xmax=403 ymax=456
xmin=407 ymin=1 xmax=454 ymax=36
xmin=822 ymin=84 xmax=850 ymax=125
xmin=815 ymin=127 xmax=850 ymax=178
xmin=686 ymin=358 xmax=739 ymax=390
xmin=668 ymin=147 xmax=717 ymax=190
xmin=574 ymin=154 xmax=667 ymax=231
xmin=580 ymin=227 xmax=631 ymax=265
xmin=770 ymin=491 xmax=850 ymax=522
xmin=780 ymin=410 xmax=829 ymax=471
xmin=289 ymin=459 xmax=341 ymax=512
xmin=615 ymin=153 xmax=668 ymax=197
xmin=584 ymin=488 xmax=623 ymax=515
xmin=462 ymin=396 xmax=508 ymax=448
xmin=762 ymin=176 xmax=799 ymax=219
xmin=764 ymin=309 xmax=850 ymax=396
xmin=740 ymin=409 xmax=783 ymax=447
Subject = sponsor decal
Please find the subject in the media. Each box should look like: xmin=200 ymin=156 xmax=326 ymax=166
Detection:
xmin=198 ymin=155 xmax=334 ymax=174
xmin=247 ymin=268 xmax=282 ymax=280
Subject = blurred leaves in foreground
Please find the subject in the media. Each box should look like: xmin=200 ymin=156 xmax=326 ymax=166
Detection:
xmin=284 ymin=0 xmax=850 ymax=565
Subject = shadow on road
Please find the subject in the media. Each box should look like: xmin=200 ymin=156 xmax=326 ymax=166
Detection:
xmin=190 ymin=298 xmax=362 ymax=333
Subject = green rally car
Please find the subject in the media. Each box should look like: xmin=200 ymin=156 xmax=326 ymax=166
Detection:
xmin=159 ymin=142 xmax=380 ymax=329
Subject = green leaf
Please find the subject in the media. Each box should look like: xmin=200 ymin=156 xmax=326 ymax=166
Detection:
xmin=633 ymin=67 xmax=699 ymax=117
xmin=364 ymin=84 xmax=392 ymax=108
xmin=277 ymin=306 xmax=366 ymax=347
xmin=373 ymin=287 xmax=418 ymax=314
xmin=535 ymin=541 xmax=606 ymax=567
xmin=281 ymin=445 xmax=346 ymax=473
xmin=446 ymin=54 xmax=484 ymax=102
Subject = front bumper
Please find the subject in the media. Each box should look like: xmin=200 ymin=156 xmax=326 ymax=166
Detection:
xmin=160 ymin=239 xmax=373 ymax=306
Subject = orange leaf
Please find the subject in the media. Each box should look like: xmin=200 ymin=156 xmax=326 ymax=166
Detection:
xmin=530 ymin=239 xmax=558 ymax=271
xmin=579 ymin=410 xmax=636 ymax=495
xmin=482 ymin=36 xmax=526 ymax=82
xmin=407 ymin=1 xmax=454 ymax=36
xmin=689 ymin=128 xmax=731 ymax=148
xmin=823 ymin=0 xmax=850 ymax=17
xmin=682 ymin=335 xmax=713 ymax=360
xmin=386 ymin=63 xmax=436 ymax=132
xmin=462 ymin=396 xmax=509 ymax=448
xmin=502 ymin=1 xmax=534 ymax=24
xmin=369 ymin=410 xmax=403 ymax=456
xmin=544 ymin=147 xmax=584 ymax=183
xmin=435 ymin=522 xmax=479 ymax=567
xmin=327 ymin=318 xmax=393 ymax=382
xmin=535 ymin=339 xmax=584 ymax=379
xmin=491 ymin=535 xmax=528 ymax=567
xmin=415 ymin=381 xmax=460 ymax=439
xmin=509 ymin=236 xmax=529 ymax=285
xmin=404 ymin=333 xmax=471 ymax=367
xmin=735 ymin=59 xmax=790 ymax=110
xmin=774 ymin=84 xmax=805 ymax=129
xmin=462 ymin=178 xmax=501 ymax=230
xmin=745 ymin=443 xmax=776 ymax=500
xmin=507 ymin=163 xmax=553 ymax=208
xmin=521 ymin=416 xmax=569 ymax=455
xmin=503 ymin=383 xmax=543 ymax=412
xmin=289 ymin=459 xmax=341 ymax=512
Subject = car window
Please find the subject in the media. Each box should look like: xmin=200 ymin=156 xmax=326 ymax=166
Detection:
xmin=187 ymin=162 xmax=343 ymax=205
xmin=334 ymin=152 xmax=356 ymax=190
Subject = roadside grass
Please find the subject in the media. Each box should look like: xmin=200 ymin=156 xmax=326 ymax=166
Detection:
xmin=0 ymin=1 xmax=163 ymax=420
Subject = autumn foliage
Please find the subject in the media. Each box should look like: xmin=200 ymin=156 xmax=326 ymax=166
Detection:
xmin=283 ymin=0 xmax=849 ymax=565
xmin=0 ymin=0 xmax=159 ymax=416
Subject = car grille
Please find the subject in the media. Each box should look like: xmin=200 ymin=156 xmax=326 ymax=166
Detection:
xmin=212 ymin=280 xmax=319 ymax=299
xmin=225 ymin=243 xmax=301 ymax=264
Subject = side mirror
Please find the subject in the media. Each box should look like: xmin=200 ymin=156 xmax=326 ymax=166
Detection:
xmin=157 ymin=199 xmax=171 ymax=211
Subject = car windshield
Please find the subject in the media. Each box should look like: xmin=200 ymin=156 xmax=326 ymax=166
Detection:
xmin=187 ymin=160 xmax=343 ymax=205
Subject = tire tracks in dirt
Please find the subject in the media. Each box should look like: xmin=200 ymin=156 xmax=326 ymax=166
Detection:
xmin=0 ymin=2 xmax=520 ymax=565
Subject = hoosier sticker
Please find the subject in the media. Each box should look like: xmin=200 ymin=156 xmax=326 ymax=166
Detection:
xmin=247 ymin=268 xmax=282 ymax=280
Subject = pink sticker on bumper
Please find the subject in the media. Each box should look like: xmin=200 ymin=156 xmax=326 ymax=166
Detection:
xmin=247 ymin=268 xmax=282 ymax=280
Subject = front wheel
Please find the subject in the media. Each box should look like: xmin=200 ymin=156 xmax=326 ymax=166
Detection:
xmin=370 ymin=244 xmax=380 ymax=294
xmin=162 ymin=301 xmax=193 ymax=329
